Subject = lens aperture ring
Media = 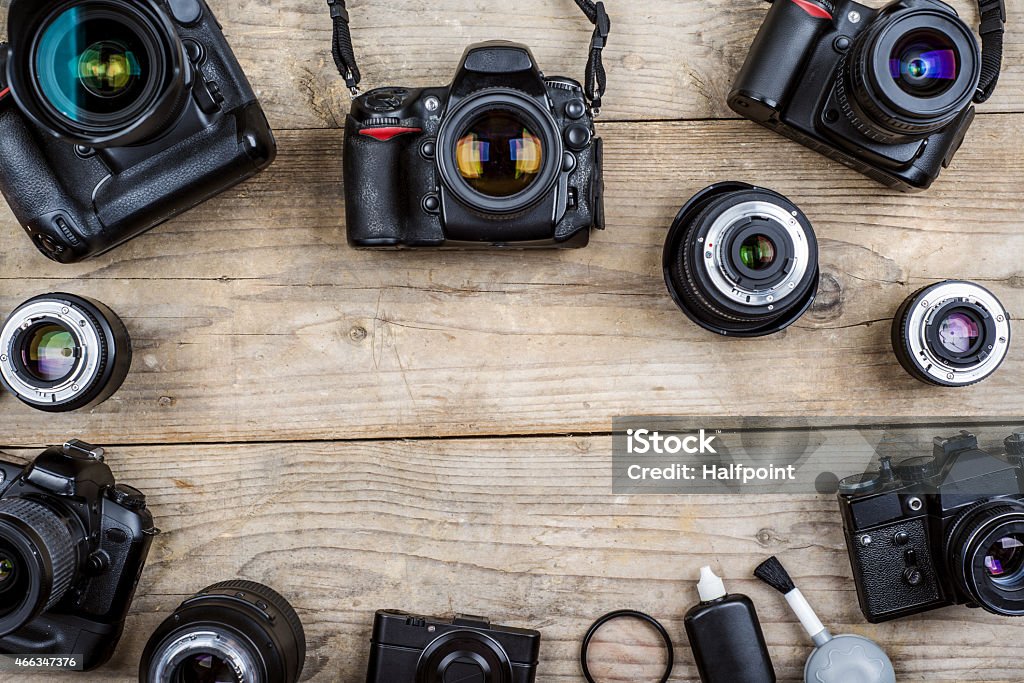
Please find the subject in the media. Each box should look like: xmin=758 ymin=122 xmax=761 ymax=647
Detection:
xmin=0 ymin=498 xmax=77 ymax=615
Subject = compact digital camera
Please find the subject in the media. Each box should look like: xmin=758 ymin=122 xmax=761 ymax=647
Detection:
xmin=344 ymin=41 xmax=604 ymax=248
xmin=0 ymin=0 xmax=276 ymax=263
xmin=0 ymin=440 xmax=156 ymax=670
xmin=365 ymin=609 xmax=541 ymax=682
xmin=729 ymin=0 xmax=997 ymax=191
xmin=838 ymin=431 xmax=1024 ymax=622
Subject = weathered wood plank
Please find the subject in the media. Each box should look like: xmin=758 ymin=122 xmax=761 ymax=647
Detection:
xmin=3 ymin=0 xmax=1021 ymax=126
xmin=204 ymin=0 xmax=1024 ymax=127
xmin=4 ymin=436 xmax=1022 ymax=682
xmin=1 ymin=116 xmax=1022 ymax=445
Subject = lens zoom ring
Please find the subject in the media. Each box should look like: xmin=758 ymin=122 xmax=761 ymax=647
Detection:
xmin=0 ymin=498 xmax=76 ymax=611
xmin=836 ymin=55 xmax=899 ymax=144
xmin=206 ymin=580 xmax=307 ymax=671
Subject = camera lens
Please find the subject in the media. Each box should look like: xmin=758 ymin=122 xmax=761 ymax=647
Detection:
xmin=839 ymin=8 xmax=979 ymax=142
xmin=892 ymin=281 xmax=1010 ymax=387
xmin=0 ymin=293 xmax=132 ymax=412
xmin=418 ymin=631 xmax=513 ymax=683
xmin=6 ymin=0 xmax=189 ymax=146
xmin=948 ymin=503 xmax=1024 ymax=615
xmin=889 ymin=29 xmax=959 ymax=97
xmin=663 ymin=182 xmax=819 ymax=337
xmin=456 ymin=111 xmax=544 ymax=198
xmin=437 ymin=91 xmax=561 ymax=216
xmin=0 ymin=498 xmax=78 ymax=636
xmin=140 ymin=581 xmax=306 ymax=683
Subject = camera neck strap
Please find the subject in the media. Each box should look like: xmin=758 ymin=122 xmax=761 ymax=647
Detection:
xmin=975 ymin=0 xmax=1005 ymax=103
xmin=326 ymin=0 xmax=611 ymax=111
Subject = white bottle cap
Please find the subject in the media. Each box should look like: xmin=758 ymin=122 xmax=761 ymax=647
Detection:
xmin=697 ymin=566 xmax=727 ymax=602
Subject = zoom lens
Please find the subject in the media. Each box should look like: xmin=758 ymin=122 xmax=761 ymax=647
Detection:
xmin=5 ymin=0 xmax=189 ymax=146
xmin=0 ymin=497 xmax=78 ymax=636
xmin=948 ymin=503 xmax=1024 ymax=616
xmin=418 ymin=631 xmax=513 ymax=683
xmin=663 ymin=182 xmax=819 ymax=337
xmin=438 ymin=91 xmax=561 ymax=216
xmin=140 ymin=581 xmax=306 ymax=683
xmin=0 ymin=293 xmax=132 ymax=412
xmin=892 ymin=281 xmax=1010 ymax=387
xmin=839 ymin=8 xmax=980 ymax=142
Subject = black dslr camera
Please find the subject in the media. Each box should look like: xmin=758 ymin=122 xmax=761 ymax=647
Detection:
xmin=0 ymin=440 xmax=156 ymax=670
xmin=365 ymin=610 xmax=541 ymax=682
xmin=729 ymin=0 xmax=1006 ymax=191
xmin=334 ymin=0 xmax=609 ymax=248
xmin=838 ymin=430 xmax=1024 ymax=623
xmin=0 ymin=0 xmax=276 ymax=263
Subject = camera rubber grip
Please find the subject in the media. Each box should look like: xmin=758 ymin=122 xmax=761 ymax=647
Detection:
xmin=730 ymin=0 xmax=833 ymax=117
xmin=343 ymin=116 xmax=407 ymax=245
xmin=0 ymin=498 xmax=77 ymax=614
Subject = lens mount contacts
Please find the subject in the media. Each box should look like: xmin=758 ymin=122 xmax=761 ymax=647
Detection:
xmin=0 ymin=293 xmax=132 ymax=412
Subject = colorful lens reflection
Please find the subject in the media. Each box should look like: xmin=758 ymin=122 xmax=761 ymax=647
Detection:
xmin=455 ymin=111 xmax=543 ymax=197
xmin=889 ymin=29 xmax=959 ymax=97
xmin=986 ymin=535 xmax=1024 ymax=587
xmin=937 ymin=310 xmax=981 ymax=355
xmin=20 ymin=323 xmax=78 ymax=382
xmin=739 ymin=234 xmax=777 ymax=271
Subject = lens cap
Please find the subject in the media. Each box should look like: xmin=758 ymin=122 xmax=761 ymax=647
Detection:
xmin=663 ymin=182 xmax=820 ymax=337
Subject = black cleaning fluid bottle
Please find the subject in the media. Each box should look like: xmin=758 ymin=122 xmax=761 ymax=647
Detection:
xmin=684 ymin=566 xmax=776 ymax=683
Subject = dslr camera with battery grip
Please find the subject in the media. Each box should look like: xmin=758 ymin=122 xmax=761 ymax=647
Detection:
xmin=332 ymin=0 xmax=610 ymax=248
xmin=729 ymin=0 xmax=1006 ymax=191
xmin=0 ymin=440 xmax=156 ymax=670
xmin=365 ymin=610 xmax=541 ymax=683
xmin=0 ymin=0 xmax=276 ymax=263
xmin=838 ymin=430 xmax=1024 ymax=623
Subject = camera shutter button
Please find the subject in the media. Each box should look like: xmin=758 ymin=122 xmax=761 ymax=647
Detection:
xmin=565 ymin=124 xmax=592 ymax=151
xmin=168 ymin=0 xmax=204 ymax=26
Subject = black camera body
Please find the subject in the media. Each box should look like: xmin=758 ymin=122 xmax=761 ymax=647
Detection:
xmin=365 ymin=609 xmax=541 ymax=682
xmin=729 ymin=0 xmax=982 ymax=191
xmin=838 ymin=431 xmax=1024 ymax=623
xmin=0 ymin=441 xmax=156 ymax=670
xmin=344 ymin=41 xmax=603 ymax=249
xmin=0 ymin=0 xmax=276 ymax=263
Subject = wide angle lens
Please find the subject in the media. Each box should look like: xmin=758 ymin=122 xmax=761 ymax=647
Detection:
xmin=0 ymin=497 xmax=78 ymax=636
xmin=34 ymin=3 xmax=159 ymax=129
xmin=0 ymin=293 xmax=132 ymax=412
xmin=141 ymin=581 xmax=306 ymax=683
xmin=663 ymin=182 xmax=819 ymax=337
xmin=891 ymin=281 xmax=1010 ymax=387
xmin=840 ymin=8 xmax=980 ymax=142
xmin=456 ymin=110 xmax=544 ymax=198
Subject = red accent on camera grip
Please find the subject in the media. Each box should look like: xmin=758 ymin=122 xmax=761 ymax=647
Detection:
xmin=791 ymin=0 xmax=833 ymax=19
xmin=359 ymin=126 xmax=423 ymax=141
xmin=0 ymin=87 xmax=10 ymax=100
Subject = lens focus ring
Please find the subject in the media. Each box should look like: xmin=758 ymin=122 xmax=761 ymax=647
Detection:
xmin=0 ymin=498 xmax=77 ymax=615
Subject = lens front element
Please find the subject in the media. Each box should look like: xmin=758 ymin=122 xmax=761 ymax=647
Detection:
xmin=739 ymin=234 xmax=777 ymax=271
xmin=985 ymin=534 xmax=1024 ymax=588
xmin=456 ymin=111 xmax=544 ymax=198
xmin=35 ymin=5 xmax=156 ymax=127
xmin=889 ymin=29 xmax=959 ymax=96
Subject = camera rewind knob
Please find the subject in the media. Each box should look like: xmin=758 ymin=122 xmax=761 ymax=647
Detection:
xmin=108 ymin=484 xmax=148 ymax=511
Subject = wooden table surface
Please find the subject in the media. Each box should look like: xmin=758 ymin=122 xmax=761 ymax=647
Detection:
xmin=2 ymin=0 xmax=1024 ymax=680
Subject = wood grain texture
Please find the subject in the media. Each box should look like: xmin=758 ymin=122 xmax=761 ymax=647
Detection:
xmin=5 ymin=437 xmax=1024 ymax=683
xmin=172 ymin=0 xmax=1024 ymax=127
xmin=2 ymin=116 xmax=1024 ymax=445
